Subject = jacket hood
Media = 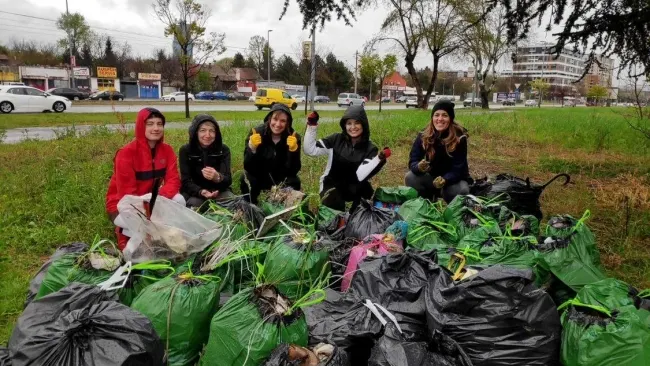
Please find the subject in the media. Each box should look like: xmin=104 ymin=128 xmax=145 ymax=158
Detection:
xmin=263 ymin=103 xmax=294 ymax=136
xmin=189 ymin=114 xmax=222 ymax=151
xmin=339 ymin=105 xmax=370 ymax=142
xmin=135 ymin=107 xmax=166 ymax=144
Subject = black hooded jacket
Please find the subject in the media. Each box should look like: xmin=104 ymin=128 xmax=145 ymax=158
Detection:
xmin=243 ymin=103 xmax=301 ymax=183
xmin=303 ymin=105 xmax=385 ymax=192
xmin=179 ymin=114 xmax=232 ymax=197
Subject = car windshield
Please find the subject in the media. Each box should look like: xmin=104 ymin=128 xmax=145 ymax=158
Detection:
xmin=338 ymin=94 xmax=348 ymax=98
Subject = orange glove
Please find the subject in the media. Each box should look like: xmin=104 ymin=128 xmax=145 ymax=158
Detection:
xmin=249 ymin=128 xmax=262 ymax=150
xmin=433 ymin=176 xmax=446 ymax=189
xmin=287 ymin=131 xmax=299 ymax=152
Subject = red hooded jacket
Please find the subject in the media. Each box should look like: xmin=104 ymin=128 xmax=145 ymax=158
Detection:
xmin=105 ymin=108 xmax=181 ymax=215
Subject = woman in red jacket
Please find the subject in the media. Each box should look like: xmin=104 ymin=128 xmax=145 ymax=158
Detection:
xmin=105 ymin=107 xmax=183 ymax=250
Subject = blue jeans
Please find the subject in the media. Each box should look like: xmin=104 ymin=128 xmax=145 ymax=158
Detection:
xmin=404 ymin=171 xmax=469 ymax=203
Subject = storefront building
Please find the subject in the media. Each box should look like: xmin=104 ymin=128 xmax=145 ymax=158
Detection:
xmin=73 ymin=67 xmax=91 ymax=90
xmin=19 ymin=66 xmax=69 ymax=90
xmin=138 ymin=73 xmax=162 ymax=99
xmin=91 ymin=66 xmax=120 ymax=91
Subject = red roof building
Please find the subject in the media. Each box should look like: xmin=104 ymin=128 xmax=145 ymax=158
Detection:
xmin=381 ymin=71 xmax=408 ymax=99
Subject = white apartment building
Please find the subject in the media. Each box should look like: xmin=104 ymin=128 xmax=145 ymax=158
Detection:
xmin=512 ymin=43 xmax=588 ymax=88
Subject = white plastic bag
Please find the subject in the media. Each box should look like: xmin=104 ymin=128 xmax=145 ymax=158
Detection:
xmin=117 ymin=195 xmax=223 ymax=263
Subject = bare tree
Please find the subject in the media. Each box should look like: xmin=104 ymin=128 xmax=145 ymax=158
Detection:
xmin=153 ymin=0 xmax=226 ymax=118
xmin=414 ymin=0 xmax=462 ymax=108
xmin=247 ymin=35 xmax=266 ymax=77
xmin=374 ymin=0 xmax=426 ymax=107
xmin=458 ymin=1 xmax=512 ymax=108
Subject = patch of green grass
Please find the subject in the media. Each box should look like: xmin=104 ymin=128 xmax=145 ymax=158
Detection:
xmin=1 ymin=107 xmax=649 ymax=343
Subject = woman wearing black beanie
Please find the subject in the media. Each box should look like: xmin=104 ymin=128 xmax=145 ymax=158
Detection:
xmin=405 ymin=100 xmax=470 ymax=202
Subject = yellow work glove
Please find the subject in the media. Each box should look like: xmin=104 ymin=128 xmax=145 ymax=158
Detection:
xmin=433 ymin=176 xmax=446 ymax=189
xmin=249 ymin=128 xmax=262 ymax=150
xmin=287 ymin=132 xmax=299 ymax=152
xmin=417 ymin=159 xmax=430 ymax=173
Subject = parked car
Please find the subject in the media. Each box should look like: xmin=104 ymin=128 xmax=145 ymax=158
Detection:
xmin=524 ymin=99 xmax=537 ymax=107
xmin=463 ymin=98 xmax=481 ymax=107
xmin=46 ymin=87 xmax=89 ymax=101
xmin=89 ymin=90 xmax=125 ymax=101
xmin=292 ymin=95 xmax=306 ymax=103
xmin=227 ymin=92 xmax=249 ymax=101
xmin=376 ymin=97 xmax=391 ymax=103
xmin=212 ymin=91 xmax=228 ymax=101
xmin=314 ymin=95 xmax=330 ymax=103
xmin=337 ymin=92 xmax=365 ymax=107
xmin=255 ymin=88 xmax=298 ymax=110
xmin=161 ymin=91 xmax=194 ymax=101
xmin=396 ymin=96 xmax=408 ymax=103
xmin=0 ymin=85 xmax=72 ymax=113
xmin=502 ymin=98 xmax=516 ymax=106
xmin=195 ymin=91 xmax=215 ymax=100
xmin=248 ymin=95 xmax=255 ymax=102
xmin=405 ymin=97 xmax=418 ymax=108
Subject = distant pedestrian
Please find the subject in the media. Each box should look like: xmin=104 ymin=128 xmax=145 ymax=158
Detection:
xmin=303 ymin=106 xmax=389 ymax=211
xmin=240 ymin=103 xmax=301 ymax=204
xmin=106 ymin=108 xmax=183 ymax=250
xmin=179 ymin=114 xmax=234 ymax=211
xmin=405 ymin=100 xmax=470 ymax=202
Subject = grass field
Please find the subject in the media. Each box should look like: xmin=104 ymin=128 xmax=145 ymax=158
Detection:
xmin=0 ymin=107 xmax=649 ymax=343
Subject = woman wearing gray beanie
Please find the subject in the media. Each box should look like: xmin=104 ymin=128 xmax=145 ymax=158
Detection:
xmin=404 ymin=100 xmax=470 ymax=202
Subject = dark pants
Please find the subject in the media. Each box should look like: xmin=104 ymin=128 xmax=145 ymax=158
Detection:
xmin=185 ymin=190 xmax=236 ymax=211
xmin=239 ymin=171 xmax=301 ymax=204
xmin=404 ymin=171 xmax=469 ymax=203
xmin=321 ymin=182 xmax=374 ymax=212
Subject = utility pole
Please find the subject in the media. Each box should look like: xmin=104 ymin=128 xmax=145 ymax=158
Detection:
xmin=66 ymin=0 xmax=75 ymax=88
xmin=354 ymin=51 xmax=358 ymax=94
xmin=309 ymin=26 xmax=316 ymax=111
xmin=267 ymin=29 xmax=273 ymax=83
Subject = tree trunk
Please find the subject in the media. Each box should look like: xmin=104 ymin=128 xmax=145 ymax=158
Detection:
xmin=183 ymin=65 xmax=190 ymax=118
xmin=379 ymin=86 xmax=383 ymax=113
xmin=423 ymin=54 xmax=440 ymax=110
xmin=479 ymin=84 xmax=489 ymax=109
xmin=405 ymin=54 xmax=424 ymax=108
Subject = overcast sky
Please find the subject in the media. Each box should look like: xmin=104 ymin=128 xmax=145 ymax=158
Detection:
xmin=0 ymin=0 xmax=481 ymax=73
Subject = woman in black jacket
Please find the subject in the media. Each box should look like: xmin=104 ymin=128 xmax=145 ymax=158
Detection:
xmin=303 ymin=105 xmax=389 ymax=211
xmin=240 ymin=103 xmax=301 ymax=204
xmin=179 ymin=114 xmax=234 ymax=209
xmin=405 ymin=100 xmax=470 ymax=202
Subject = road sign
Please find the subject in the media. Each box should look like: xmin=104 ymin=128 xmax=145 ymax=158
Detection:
xmin=71 ymin=56 xmax=76 ymax=67
xmin=514 ymin=83 xmax=521 ymax=89
xmin=302 ymin=41 xmax=312 ymax=61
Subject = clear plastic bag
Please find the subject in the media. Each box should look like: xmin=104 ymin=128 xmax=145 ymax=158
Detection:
xmin=117 ymin=195 xmax=223 ymax=263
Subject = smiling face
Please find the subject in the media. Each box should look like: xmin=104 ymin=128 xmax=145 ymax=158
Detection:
xmin=144 ymin=117 xmax=164 ymax=143
xmin=197 ymin=121 xmax=216 ymax=147
xmin=431 ymin=110 xmax=451 ymax=132
xmin=269 ymin=111 xmax=289 ymax=136
xmin=345 ymin=119 xmax=363 ymax=139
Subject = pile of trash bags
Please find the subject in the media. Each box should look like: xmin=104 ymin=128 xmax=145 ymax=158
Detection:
xmin=3 ymin=180 xmax=650 ymax=366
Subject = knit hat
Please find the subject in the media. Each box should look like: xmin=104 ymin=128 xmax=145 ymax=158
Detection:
xmin=431 ymin=100 xmax=455 ymax=122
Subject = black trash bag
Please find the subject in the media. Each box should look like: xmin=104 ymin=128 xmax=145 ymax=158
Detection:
xmin=348 ymin=250 xmax=439 ymax=341
xmin=318 ymin=212 xmax=348 ymax=242
xmin=368 ymin=324 xmax=473 ymax=366
xmin=214 ymin=196 xmax=266 ymax=229
xmin=24 ymin=242 xmax=88 ymax=308
xmin=305 ymin=289 xmax=383 ymax=364
xmin=328 ymin=238 xmax=357 ymax=290
xmin=425 ymin=265 xmax=562 ymax=366
xmin=0 ymin=346 xmax=10 ymax=366
xmin=344 ymin=200 xmax=401 ymax=240
xmin=263 ymin=343 xmax=350 ymax=366
xmin=9 ymin=282 xmax=165 ymax=366
xmin=470 ymin=173 xmax=570 ymax=220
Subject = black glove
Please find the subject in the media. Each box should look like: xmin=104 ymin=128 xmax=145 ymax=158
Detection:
xmin=307 ymin=111 xmax=319 ymax=126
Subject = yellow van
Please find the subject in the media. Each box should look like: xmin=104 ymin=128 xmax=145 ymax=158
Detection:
xmin=254 ymin=88 xmax=298 ymax=110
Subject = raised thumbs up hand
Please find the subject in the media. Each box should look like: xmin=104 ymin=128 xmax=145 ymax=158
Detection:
xmin=287 ymin=131 xmax=299 ymax=152
xmin=249 ymin=128 xmax=262 ymax=151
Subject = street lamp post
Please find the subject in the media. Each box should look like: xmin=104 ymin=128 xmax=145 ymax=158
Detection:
xmin=66 ymin=0 xmax=75 ymax=88
xmin=267 ymin=29 xmax=273 ymax=83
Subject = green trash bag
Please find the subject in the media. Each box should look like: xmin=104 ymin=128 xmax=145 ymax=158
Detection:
xmin=534 ymin=235 xmax=607 ymax=294
xmin=456 ymin=225 xmax=538 ymax=269
xmin=544 ymin=210 xmax=600 ymax=266
xmin=318 ymin=205 xmax=342 ymax=228
xmin=118 ymin=261 xmax=177 ymax=306
xmin=406 ymin=219 xmax=459 ymax=251
xmin=398 ymin=197 xmax=443 ymax=224
xmin=263 ymin=234 xmax=331 ymax=300
xmin=261 ymin=201 xmax=285 ymax=216
xmin=200 ymin=285 xmax=309 ymax=366
xmin=443 ymin=195 xmax=501 ymax=239
xmin=374 ymin=186 xmax=418 ymax=204
xmin=559 ymin=300 xmax=650 ymax=366
xmin=575 ymin=278 xmax=650 ymax=314
xmin=131 ymin=268 xmax=227 ymax=366
xmin=497 ymin=206 xmax=540 ymax=237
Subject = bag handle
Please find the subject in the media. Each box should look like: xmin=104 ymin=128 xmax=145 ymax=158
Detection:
xmin=363 ymin=299 xmax=403 ymax=334
xmin=540 ymin=173 xmax=571 ymax=190
xmin=98 ymin=261 xmax=133 ymax=291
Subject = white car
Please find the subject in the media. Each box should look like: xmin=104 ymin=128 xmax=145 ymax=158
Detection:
xmin=0 ymin=85 xmax=72 ymax=113
xmin=405 ymin=97 xmax=418 ymax=108
xmin=524 ymin=99 xmax=537 ymax=107
xmin=337 ymin=93 xmax=365 ymax=107
xmin=248 ymin=95 xmax=255 ymax=102
xmin=292 ymin=95 xmax=306 ymax=103
xmin=161 ymin=91 xmax=195 ymax=102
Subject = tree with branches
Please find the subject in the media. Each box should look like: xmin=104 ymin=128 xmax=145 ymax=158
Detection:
xmin=530 ymin=78 xmax=550 ymax=107
xmin=360 ymin=53 xmax=398 ymax=112
xmin=153 ymin=0 xmax=226 ymax=118
xmin=281 ymin=0 xmax=366 ymax=30
xmin=247 ymin=35 xmax=267 ymax=77
xmin=56 ymin=12 xmax=93 ymax=61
